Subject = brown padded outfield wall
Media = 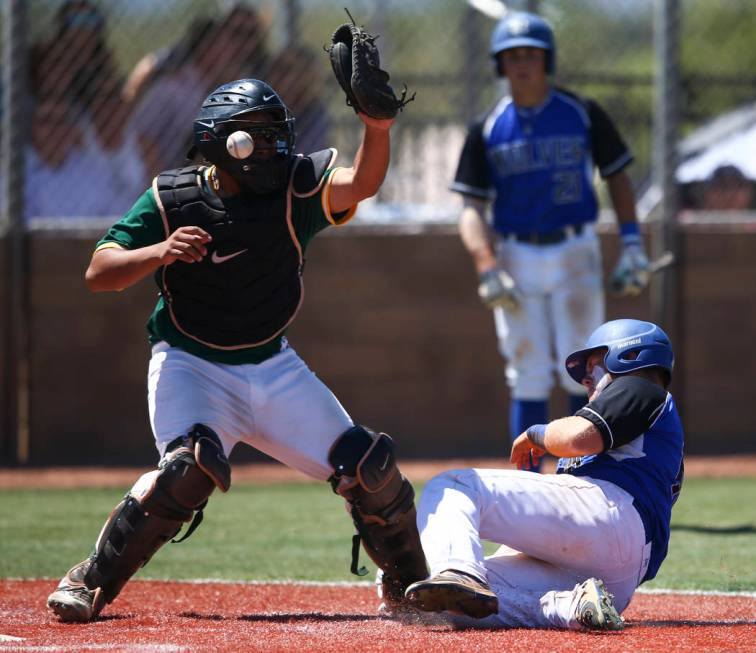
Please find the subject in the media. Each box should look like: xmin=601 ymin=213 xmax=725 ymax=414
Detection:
xmin=1 ymin=221 xmax=754 ymax=465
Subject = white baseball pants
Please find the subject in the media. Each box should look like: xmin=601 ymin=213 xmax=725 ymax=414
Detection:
xmin=416 ymin=468 xmax=649 ymax=629
xmin=147 ymin=341 xmax=354 ymax=481
xmin=494 ymin=227 xmax=605 ymax=399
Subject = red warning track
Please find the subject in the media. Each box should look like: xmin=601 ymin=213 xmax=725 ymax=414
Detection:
xmin=1 ymin=580 xmax=754 ymax=652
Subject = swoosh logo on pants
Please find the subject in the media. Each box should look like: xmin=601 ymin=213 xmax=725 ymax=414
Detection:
xmin=211 ymin=249 xmax=248 ymax=264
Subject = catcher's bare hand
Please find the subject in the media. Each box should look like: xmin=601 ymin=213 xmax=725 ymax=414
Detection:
xmin=159 ymin=226 xmax=212 ymax=265
xmin=510 ymin=432 xmax=545 ymax=471
xmin=478 ymin=267 xmax=522 ymax=311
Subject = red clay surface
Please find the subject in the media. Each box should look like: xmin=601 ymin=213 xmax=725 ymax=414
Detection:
xmin=2 ymin=459 xmax=754 ymax=651
xmin=0 ymin=580 xmax=754 ymax=652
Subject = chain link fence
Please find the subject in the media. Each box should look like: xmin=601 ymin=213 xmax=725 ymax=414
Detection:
xmin=1 ymin=0 xmax=755 ymax=226
xmin=2 ymin=0 xmax=756 ymax=464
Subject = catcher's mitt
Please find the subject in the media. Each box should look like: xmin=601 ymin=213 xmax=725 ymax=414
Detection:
xmin=326 ymin=10 xmax=415 ymax=120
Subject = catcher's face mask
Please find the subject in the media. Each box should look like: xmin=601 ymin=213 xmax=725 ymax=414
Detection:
xmin=222 ymin=118 xmax=294 ymax=161
xmin=191 ymin=79 xmax=297 ymax=194
xmin=196 ymin=111 xmax=296 ymax=194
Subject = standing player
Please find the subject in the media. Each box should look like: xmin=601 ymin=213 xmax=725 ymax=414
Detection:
xmin=46 ymin=79 xmax=427 ymax=622
xmin=405 ymin=319 xmax=685 ymax=630
xmin=452 ymin=12 xmax=650 ymax=470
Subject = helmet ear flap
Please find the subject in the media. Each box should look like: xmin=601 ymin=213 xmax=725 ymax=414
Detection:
xmin=493 ymin=52 xmax=505 ymax=78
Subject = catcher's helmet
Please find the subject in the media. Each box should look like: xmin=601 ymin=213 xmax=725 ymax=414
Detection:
xmin=192 ymin=79 xmax=296 ymax=194
xmin=489 ymin=11 xmax=556 ymax=74
xmin=565 ymin=319 xmax=674 ymax=385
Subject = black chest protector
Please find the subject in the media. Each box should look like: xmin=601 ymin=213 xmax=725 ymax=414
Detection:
xmin=152 ymin=150 xmax=335 ymax=349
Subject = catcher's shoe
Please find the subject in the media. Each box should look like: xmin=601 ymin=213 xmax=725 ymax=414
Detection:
xmin=575 ymin=578 xmax=625 ymax=631
xmin=404 ymin=569 xmax=499 ymax=619
xmin=47 ymin=559 xmax=105 ymax=623
xmin=377 ymin=599 xmax=424 ymax=623
xmin=376 ymin=571 xmax=421 ymax=622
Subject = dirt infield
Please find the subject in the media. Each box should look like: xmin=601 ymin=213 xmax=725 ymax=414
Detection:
xmin=1 ymin=455 xmax=755 ymax=489
xmin=2 ymin=459 xmax=755 ymax=651
xmin=1 ymin=580 xmax=754 ymax=652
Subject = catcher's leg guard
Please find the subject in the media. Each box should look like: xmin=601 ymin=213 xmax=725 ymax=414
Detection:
xmin=47 ymin=424 xmax=230 ymax=621
xmin=328 ymin=425 xmax=428 ymax=604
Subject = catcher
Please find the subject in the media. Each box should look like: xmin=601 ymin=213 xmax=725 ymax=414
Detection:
xmin=47 ymin=18 xmax=424 ymax=623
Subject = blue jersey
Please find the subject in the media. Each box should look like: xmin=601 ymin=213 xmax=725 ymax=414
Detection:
xmin=451 ymin=88 xmax=633 ymax=236
xmin=556 ymin=375 xmax=685 ymax=582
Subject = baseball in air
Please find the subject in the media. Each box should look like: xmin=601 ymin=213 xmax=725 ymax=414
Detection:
xmin=226 ymin=131 xmax=254 ymax=159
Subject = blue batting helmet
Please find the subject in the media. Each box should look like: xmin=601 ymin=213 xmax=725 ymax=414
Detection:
xmin=565 ymin=319 xmax=674 ymax=384
xmin=489 ymin=11 xmax=556 ymax=74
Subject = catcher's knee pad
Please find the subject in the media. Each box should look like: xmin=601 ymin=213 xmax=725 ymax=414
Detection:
xmin=328 ymin=425 xmax=427 ymax=600
xmin=83 ymin=424 xmax=231 ymax=603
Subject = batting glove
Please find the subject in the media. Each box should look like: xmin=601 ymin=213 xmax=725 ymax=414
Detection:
xmin=610 ymin=224 xmax=650 ymax=296
xmin=478 ymin=267 xmax=522 ymax=311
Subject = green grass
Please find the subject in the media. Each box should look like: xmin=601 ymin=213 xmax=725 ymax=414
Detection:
xmin=0 ymin=484 xmax=364 ymax=582
xmin=1 ymin=477 xmax=753 ymax=591
xmin=645 ymin=477 xmax=756 ymax=592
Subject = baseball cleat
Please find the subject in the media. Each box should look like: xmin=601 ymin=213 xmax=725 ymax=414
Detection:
xmin=47 ymin=560 xmax=105 ymax=623
xmin=575 ymin=578 xmax=625 ymax=631
xmin=404 ymin=569 xmax=499 ymax=619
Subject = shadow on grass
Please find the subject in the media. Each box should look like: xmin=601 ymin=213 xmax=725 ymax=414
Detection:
xmin=671 ymin=524 xmax=755 ymax=534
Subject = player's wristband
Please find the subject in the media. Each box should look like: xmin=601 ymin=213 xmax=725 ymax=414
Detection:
xmin=526 ymin=424 xmax=547 ymax=449
xmin=619 ymin=222 xmax=642 ymax=248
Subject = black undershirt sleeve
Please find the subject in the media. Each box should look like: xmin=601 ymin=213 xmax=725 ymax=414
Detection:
xmin=450 ymin=122 xmax=491 ymax=198
xmin=586 ymin=99 xmax=634 ymax=178
xmin=575 ymin=375 xmax=668 ymax=451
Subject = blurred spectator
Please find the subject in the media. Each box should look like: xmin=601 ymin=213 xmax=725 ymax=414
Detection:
xmin=26 ymin=0 xmax=146 ymax=217
xmin=122 ymin=17 xmax=215 ymax=105
xmin=30 ymin=1 xmax=131 ymax=148
xmin=267 ymin=45 xmax=331 ymax=154
xmin=701 ymin=164 xmax=755 ymax=210
xmin=32 ymin=98 xmax=82 ymax=158
xmin=25 ymin=98 xmax=141 ymax=217
xmin=128 ymin=4 xmax=270 ymax=177
xmin=29 ymin=1 xmax=107 ymax=109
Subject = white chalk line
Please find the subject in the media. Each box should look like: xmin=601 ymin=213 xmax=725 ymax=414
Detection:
xmin=0 ymin=646 xmax=185 ymax=652
xmin=6 ymin=577 xmax=755 ymax=598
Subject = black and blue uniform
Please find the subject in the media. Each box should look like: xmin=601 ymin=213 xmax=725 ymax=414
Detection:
xmin=452 ymin=88 xmax=633 ymax=236
xmin=558 ymin=375 xmax=685 ymax=581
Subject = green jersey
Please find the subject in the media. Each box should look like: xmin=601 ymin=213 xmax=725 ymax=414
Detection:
xmin=95 ymin=167 xmax=353 ymax=364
